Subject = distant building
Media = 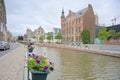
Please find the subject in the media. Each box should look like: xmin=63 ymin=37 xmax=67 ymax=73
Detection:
xmin=61 ymin=4 xmax=96 ymax=43
xmin=34 ymin=26 xmax=45 ymax=42
xmin=96 ymin=25 xmax=102 ymax=37
xmin=6 ymin=31 xmax=12 ymax=42
xmin=94 ymin=11 xmax=99 ymax=25
xmin=106 ymin=24 xmax=120 ymax=32
xmin=0 ymin=0 xmax=7 ymax=41
xmin=53 ymin=28 xmax=61 ymax=34
xmin=26 ymin=26 xmax=45 ymax=42
xmin=26 ymin=28 xmax=33 ymax=38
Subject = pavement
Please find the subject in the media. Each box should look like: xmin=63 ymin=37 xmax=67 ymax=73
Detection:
xmin=0 ymin=43 xmax=26 ymax=80
xmin=35 ymin=43 xmax=120 ymax=58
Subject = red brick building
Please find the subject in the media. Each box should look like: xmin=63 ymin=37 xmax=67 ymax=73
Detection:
xmin=61 ymin=4 xmax=95 ymax=43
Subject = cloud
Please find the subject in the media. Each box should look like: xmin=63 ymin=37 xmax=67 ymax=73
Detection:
xmin=4 ymin=0 xmax=120 ymax=36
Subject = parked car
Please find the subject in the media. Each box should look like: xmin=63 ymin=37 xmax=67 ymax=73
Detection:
xmin=0 ymin=41 xmax=10 ymax=50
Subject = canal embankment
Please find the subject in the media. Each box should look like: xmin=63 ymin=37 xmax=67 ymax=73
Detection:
xmin=34 ymin=43 xmax=120 ymax=58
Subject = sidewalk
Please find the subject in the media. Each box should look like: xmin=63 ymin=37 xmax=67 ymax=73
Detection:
xmin=35 ymin=43 xmax=120 ymax=58
xmin=0 ymin=43 xmax=26 ymax=80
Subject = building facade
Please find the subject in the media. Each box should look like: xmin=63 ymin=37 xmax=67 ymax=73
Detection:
xmin=26 ymin=26 xmax=45 ymax=42
xmin=26 ymin=28 xmax=33 ymax=38
xmin=34 ymin=26 xmax=45 ymax=42
xmin=61 ymin=4 xmax=95 ymax=43
xmin=53 ymin=28 xmax=61 ymax=34
xmin=0 ymin=0 xmax=7 ymax=41
xmin=6 ymin=31 xmax=12 ymax=42
xmin=106 ymin=24 xmax=120 ymax=32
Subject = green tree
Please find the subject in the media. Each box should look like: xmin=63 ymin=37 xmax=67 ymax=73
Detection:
xmin=33 ymin=36 xmax=36 ymax=39
xmin=39 ymin=35 xmax=45 ymax=42
xmin=98 ymin=26 xmax=111 ymax=40
xmin=81 ymin=29 xmax=90 ymax=44
xmin=116 ymin=32 xmax=120 ymax=38
xmin=47 ymin=33 xmax=53 ymax=43
xmin=55 ymin=32 xmax=63 ymax=41
xmin=109 ymin=30 xmax=120 ymax=39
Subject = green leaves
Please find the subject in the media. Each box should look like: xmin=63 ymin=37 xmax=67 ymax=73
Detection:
xmin=39 ymin=35 xmax=45 ymax=42
xmin=109 ymin=30 xmax=120 ymax=39
xmin=98 ymin=26 xmax=110 ymax=40
xmin=47 ymin=33 xmax=53 ymax=43
xmin=27 ymin=54 xmax=54 ymax=72
xmin=81 ymin=29 xmax=90 ymax=44
xmin=55 ymin=32 xmax=63 ymax=40
xmin=27 ymin=58 xmax=36 ymax=69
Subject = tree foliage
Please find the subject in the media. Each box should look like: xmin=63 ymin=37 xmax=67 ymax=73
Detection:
xmin=81 ymin=29 xmax=90 ymax=44
xmin=47 ymin=33 xmax=53 ymax=43
xmin=55 ymin=32 xmax=63 ymax=40
xmin=109 ymin=30 xmax=120 ymax=39
xmin=39 ymin=35 xmax=45 ymax=42
xmin=98 ymin=26 xmax=110 ymax=40
xmin=18 ymin=36 xmax=23 ymax=41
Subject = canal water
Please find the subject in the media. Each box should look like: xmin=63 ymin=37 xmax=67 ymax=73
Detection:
xmin=34 ymin=46 xmax=120 ymax=80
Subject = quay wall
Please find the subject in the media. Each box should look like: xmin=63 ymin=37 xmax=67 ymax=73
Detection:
xmin=34 ymin=43 xmax=120 ymax=58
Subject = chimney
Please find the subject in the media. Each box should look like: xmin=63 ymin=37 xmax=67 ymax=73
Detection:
xmin=88 ymin=4 xmax=92 ymax=8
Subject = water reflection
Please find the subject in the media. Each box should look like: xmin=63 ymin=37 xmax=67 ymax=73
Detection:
xmin=34 ymin=46 xmax=120 ymax=80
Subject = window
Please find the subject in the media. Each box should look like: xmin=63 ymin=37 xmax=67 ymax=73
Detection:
xmin=76 ymin=27 xmax=79 ymax=33
xmin=76 ymin=18 xmax=79 ymax=24
xmin=72 ymin=27 xmax=74 ymax=34
xmin=79 ymin=18 xmax=81 ymax=24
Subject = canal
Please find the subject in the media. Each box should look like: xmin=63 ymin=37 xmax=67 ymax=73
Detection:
xmin=33 ymin=46 xmax=120 ymax=80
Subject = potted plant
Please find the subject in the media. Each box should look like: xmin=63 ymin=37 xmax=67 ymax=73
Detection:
xmin=27 ymin=53 xmax=54 ymax=80
xmin=28 ymin=45 xmax=34 ymax=53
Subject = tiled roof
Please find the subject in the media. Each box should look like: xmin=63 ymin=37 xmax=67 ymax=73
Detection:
xmin=74 ymin=7 xmax=88 ymax=17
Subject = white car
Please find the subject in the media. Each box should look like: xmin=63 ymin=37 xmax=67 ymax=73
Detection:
xmin=0 ymin=41 xmax=10 ymax=50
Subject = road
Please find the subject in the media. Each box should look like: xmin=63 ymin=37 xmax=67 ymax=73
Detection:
xmin=0 ymin=43 xmax=19 ymax=57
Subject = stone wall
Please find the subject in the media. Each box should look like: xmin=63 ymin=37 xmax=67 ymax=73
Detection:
xmin=102 ymin=39 xmax=120 ymax=45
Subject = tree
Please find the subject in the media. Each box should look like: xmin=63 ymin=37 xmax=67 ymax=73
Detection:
xmin=109 ymin=30 xmax=120 ymax=39
xmin=18 ymin=35 xmax=23 ymax=41
xmin=81 ymin=29 xmax=90 ymax=44
xmin=39 ymin=35 xmax=45 ymax=42
xmin=116 ymin=32 xmax=120 ymax=38
xmin=98 ymin=26 xmax=111 ymax=40
xmin=33 ymin=36 xmax=36 ymax=39
xmin=108 ymin=30 xmax=116 ymax=39
xmin=47 ymin=33 xmax=53 ymax=43
xmin=55 ymin=32 xmax=63 ymax=41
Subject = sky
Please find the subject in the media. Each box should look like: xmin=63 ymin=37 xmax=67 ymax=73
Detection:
xmin=4 ymin=0 xmax=120 ymax=36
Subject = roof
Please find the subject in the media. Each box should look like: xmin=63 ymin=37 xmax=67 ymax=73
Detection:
xmin=38 ymin=26 xmax=44 ymax=30
xmin=65 ymin=7 xmax=88 ymax=21
xmin=106 ymin=24 xmax=120 ymax=32
xmin=74 ymin=7 xmax=88 ymax=17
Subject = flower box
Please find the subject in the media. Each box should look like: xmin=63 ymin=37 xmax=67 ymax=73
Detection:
xmin=28 ymin=46 xmax=34 ymax=53
xmin=27 ymin=53 xmax=54 ymax=80
xmin=28 ymin=48 xmax=33 ymax=53
xmin=31 ymin=69 xmax=50 ymax=80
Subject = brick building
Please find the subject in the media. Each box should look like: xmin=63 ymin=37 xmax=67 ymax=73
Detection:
xmin=0 ymin=0 xmax=7 ymax=41
xmin=61 ymin=4 xmax=95 ymax=43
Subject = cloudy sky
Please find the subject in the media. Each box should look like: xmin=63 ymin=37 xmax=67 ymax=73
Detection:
xmin=4 ymin=0 xmax=120 ymax=36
